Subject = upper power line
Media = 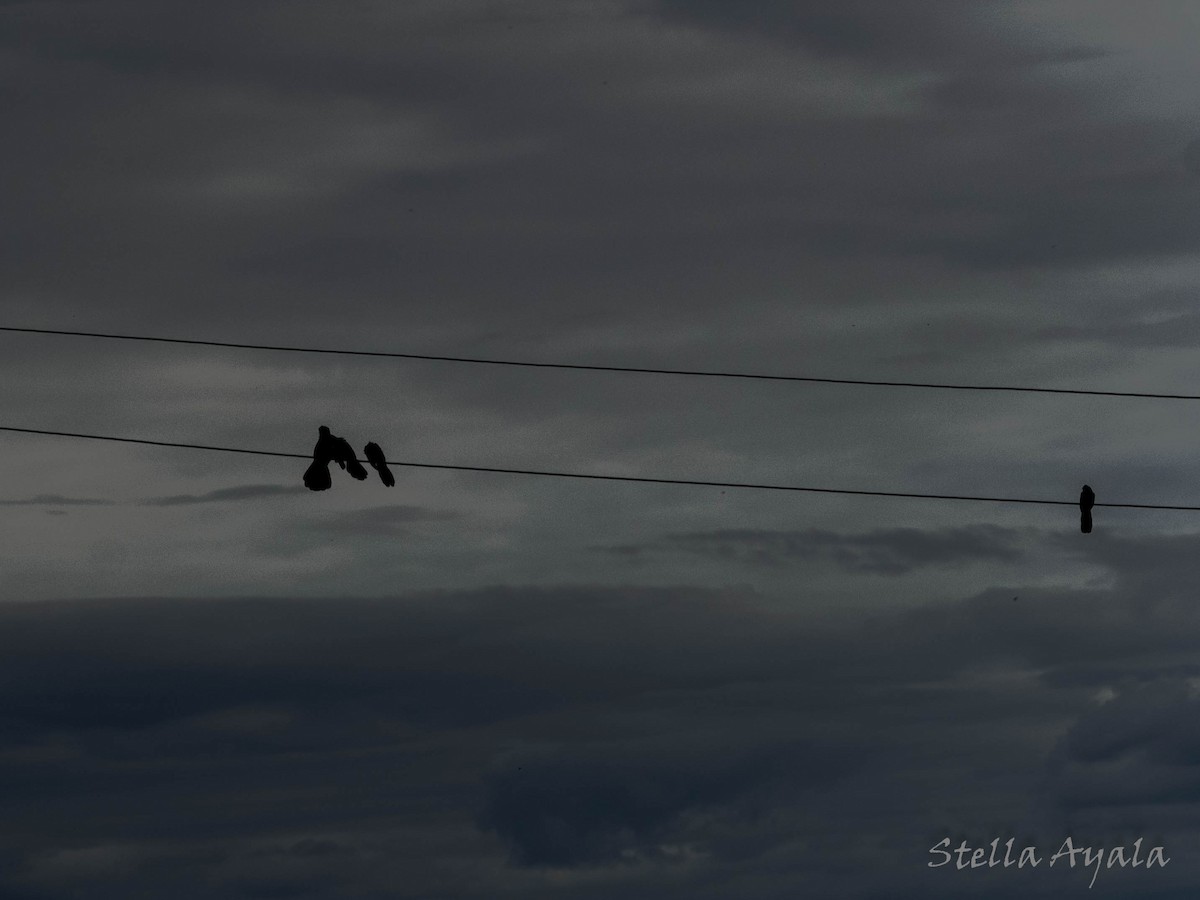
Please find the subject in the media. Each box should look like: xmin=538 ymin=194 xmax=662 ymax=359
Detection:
xmin=4 ymin=325 xmax=1198 ymax=401
xmin=3 ymin=424 xmax=1198 ymax=512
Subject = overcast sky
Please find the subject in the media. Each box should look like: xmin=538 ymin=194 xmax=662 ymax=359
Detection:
xmin=4 ymin=1 xmax=1200 ymax=897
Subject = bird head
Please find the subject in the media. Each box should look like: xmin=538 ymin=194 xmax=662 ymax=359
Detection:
xmin=318 ymin=426 xmax=330 ymax=436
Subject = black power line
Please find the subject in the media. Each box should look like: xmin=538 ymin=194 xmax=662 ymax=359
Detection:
xmin=1 ymin=425 xmax=1194 ymax=510
xmin=3 ymin=325 xmax=1197 ymax=401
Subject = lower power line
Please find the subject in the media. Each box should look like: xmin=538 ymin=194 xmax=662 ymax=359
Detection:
xmin=0 ymin=424 xmax=1190 ymax=510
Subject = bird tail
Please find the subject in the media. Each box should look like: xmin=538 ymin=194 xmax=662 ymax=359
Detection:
xmin=379 ymin=465 xmax=395 ymax=488
xmin=303 ymin=460 xmax=332 ymax=491
xmin=1081 ymin=511 xmax=1093 ymax=534
xmin=346 ymin=459 xmax=369 ymax=481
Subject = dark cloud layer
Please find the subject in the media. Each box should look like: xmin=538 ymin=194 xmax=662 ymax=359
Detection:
xmin=479 ymin=739 xmax=835 ymax=867
xmin=0 ymin=554 xmax=1197 ymax=896
xmin=1048 ymin=680 xmax=1200 ymax=810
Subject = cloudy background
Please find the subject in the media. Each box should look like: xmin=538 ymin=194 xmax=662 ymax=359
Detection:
xmin=3 ymin=0 xmax=1200 ymax=896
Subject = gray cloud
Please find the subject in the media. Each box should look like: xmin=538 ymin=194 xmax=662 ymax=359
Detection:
xmin=608 ymin=524 xmax=1026 ymax=573
xmin=0 ymin=494 xmax=114 ymax=506
xmin=0 ymin=0 xmax=1178 ymax=353
xmin=1045 ymin=679 xmax=1200 ymax=812
xmin=145 ymin=484 xmax=309 ymax=506
xmin=303 ymin=504 xmax=457 ymax=536
xmin=1184 ymin=137 xmax=1200 ymax=176
xmin=1048 ymin=530 xmax=1200 ymax=599
xmin=479 ymin=739 xmax=834 ymax=867
xmin=478 ymin=729 xmax=886 ymax=874
xmin=654 ymin=0 xmax=1104 ymax=69
xmin=1035 ymin=288 xmax=1200 ymax=348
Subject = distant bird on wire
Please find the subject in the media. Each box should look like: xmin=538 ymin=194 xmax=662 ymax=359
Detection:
xmin=1080 ymin=484 xmax=1095 ymax=533
xmin=364 ymin=441 xmax=395 ymax=487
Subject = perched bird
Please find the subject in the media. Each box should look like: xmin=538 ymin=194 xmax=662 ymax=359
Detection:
xmin=364 ymin=441 xmax=395 ymax=487
xmin=303 ymin=425 xmax=338 ymax=491
xmin=1079 ymin=484 xmax=1095 ymax=534
xmin=304 ymin=425 xmax=367 ymax=489
xmin=330 ymin=436 xmax=369 ymax=481
xmin=313 ymin=425 xmax=339 ymax=465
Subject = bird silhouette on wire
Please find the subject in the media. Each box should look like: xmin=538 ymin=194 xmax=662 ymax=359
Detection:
xmin=303 ymin=425 xmax=367 ymax=490
xmin=302 ymin=425 xmax=335 ymax=491
xmin=1080 ymin=484 xmax=1095 ymax=534
xmin=330 ymin=435 xmax=369 ymax=481
xmin=364 ymin=441 xmax=395 ymax=487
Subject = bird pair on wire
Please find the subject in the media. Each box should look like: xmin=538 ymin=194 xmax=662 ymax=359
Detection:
xmin=303 ymin=425 xmax=394 ymax=491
